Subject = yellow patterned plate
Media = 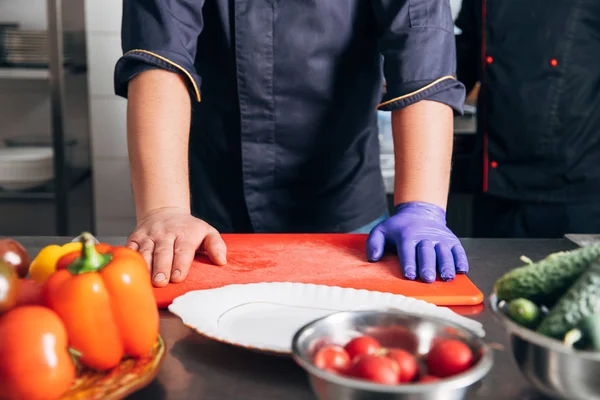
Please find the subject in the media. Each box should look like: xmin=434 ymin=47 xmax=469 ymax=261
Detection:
xmin=60 ymin=335 xmax=165 ymax=400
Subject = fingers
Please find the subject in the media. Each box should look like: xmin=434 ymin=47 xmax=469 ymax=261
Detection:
xmin=152 ymin=236 xmax=176 ymax=287
xmin=366 ymin=226 xmax=387 ymax=262
xmin=202 ymin=229 xmax=227 ymax=265
xmin=137 ymin=239 xmax=155 ymax=272
xmin=126 ymin=240 xmax=140 ymax=251
xmin=452 ymin=245 xmax=469 ymax=274
xmin=435 ymin=243 xmax=455 ymax=281
xmin=417 ymin=240 xmax=436 ymax=283
xmin=398 ymin=240 xmax=417 ymax=280
xmin=171 ymin=237 xmax=198 ymax=282
xmin=126 ymin=231 xmax=141 ymax=251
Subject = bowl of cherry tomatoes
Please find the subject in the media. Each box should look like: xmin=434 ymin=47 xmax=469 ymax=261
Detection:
xmin=291 ymin=309 xmax=493 ymax=400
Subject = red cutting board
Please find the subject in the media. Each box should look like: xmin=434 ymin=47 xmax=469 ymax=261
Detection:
xmin=153 ymin=234 xmax=484 ymax=308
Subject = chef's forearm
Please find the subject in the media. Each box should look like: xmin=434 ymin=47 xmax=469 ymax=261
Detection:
xmin=391 ymin=100 xmax=453 ymax=210
xmin=126 ymin=69 xmax=192 ymax=220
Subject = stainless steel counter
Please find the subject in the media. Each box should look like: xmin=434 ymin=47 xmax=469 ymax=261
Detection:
xmin=14 ymin=237 xmax=574 ymax=400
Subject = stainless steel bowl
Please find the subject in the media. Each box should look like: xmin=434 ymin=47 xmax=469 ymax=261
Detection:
xmin=291 ymin=310 xmax=493 ymax=400
xmin=490 ymin=292 xmax=600 ymax=400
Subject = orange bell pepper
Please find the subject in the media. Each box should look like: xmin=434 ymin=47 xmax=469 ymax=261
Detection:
xmin=43 ymin=232 xmax=159 ymax=371
xmin=55 ymin=242 xmax=113 ymax=271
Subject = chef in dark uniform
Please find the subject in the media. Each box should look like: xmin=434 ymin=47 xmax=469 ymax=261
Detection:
xmin=456 ymin=0 xmax=600 ymax=238
xmin=115 ymin=0 xmax=469 ymax=286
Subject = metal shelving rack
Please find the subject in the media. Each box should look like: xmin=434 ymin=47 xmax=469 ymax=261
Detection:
xmin=0 ymin=0 xmax=93 ymax=236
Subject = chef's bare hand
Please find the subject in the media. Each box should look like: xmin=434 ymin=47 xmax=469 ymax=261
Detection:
xmin=126 ymin=207 xmax=227 ymax=287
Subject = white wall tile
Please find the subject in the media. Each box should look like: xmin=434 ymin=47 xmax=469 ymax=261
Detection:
xmin=93 ymin=158 xmax=135 ymax=219
xmin=86 ymin=33 xmax=122 ymax=97
xmin=0 ymin=0 xmax=46 ymax=30
xmin=0 ymin=0 xmax=85 ymax=31
xmin=90 ymin=97 xmax=127 ymax=158
xmin=84 ymin=0 xmax=123 ymax=34
xmin=96 ymin=218 xmax=136 ymax=237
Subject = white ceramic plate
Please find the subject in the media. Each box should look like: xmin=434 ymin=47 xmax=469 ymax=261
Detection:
xmin=168 ymin=282 xmax=485 ymax=354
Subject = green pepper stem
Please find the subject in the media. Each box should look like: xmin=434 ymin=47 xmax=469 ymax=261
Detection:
xmin=67 ymin=232 xmax=112 ymax=274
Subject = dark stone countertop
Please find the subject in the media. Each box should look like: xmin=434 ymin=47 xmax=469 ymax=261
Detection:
xmin=13 ymin=237 xmax=576 ymax=400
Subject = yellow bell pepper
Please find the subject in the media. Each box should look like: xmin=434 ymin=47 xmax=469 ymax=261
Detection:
xmin=29 ymin=242 xmax=82 ymax=283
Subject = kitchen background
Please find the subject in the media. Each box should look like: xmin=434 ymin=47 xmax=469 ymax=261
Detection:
xmin=0 ymin=0 xmax=472 ymax=238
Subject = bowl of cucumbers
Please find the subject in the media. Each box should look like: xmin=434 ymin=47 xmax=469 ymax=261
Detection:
xmin=490 ymin=243 xmax=600 ymax=400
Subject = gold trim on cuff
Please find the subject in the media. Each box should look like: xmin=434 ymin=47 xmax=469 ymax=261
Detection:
xmin=124 ymin=49 xmax=201 ymax=102
xmin=377 ymin=75 xmax=456 ymax=109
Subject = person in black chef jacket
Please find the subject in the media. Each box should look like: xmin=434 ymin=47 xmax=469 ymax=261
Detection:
xmin=115 ymin=0 xmax=469 ymax=286
xmin=456 ymin=0 xmax=600 ymax=238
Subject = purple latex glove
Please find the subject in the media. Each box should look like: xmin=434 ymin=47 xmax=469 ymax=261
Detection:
xmin=366 ymin=202 xmax=469 ymax=283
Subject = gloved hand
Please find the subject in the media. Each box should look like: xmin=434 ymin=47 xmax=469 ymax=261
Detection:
xmin=366 ymin=202 xmax=469 ymax=283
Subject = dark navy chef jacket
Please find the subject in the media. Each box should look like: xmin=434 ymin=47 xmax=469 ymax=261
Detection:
xmin=114 ymin=0 xmax=466 ymax=233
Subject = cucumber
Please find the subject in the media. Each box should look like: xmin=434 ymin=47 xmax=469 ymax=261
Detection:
xmin=537 ymin=260 xmax=600 ymax=339
xmin=505 ymin=298 xmax=542 ymax=329
xmin=494 ymin=243 xmax=600 ymax=305
xmin=564 ymin=314 xmax=600 ymax=351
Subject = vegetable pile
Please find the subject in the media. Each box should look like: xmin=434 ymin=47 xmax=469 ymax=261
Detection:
xmin=0 ymin=233 xmax=159 ymax=400
xmin=311 ymin=334 xmax=475 ymax=385
xmin=494 ymin=243 xmax=600 ymax=352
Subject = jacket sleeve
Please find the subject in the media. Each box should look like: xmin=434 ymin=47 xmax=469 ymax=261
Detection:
xmin=114 ymin=0 xmax=205 ymax=101
xmin=372 ymin=0 xmax=466 ymax=114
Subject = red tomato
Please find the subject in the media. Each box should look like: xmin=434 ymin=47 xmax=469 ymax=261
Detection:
xmin=385 ymin=348 xmax=419 ymax=382
xmin=427 ymin=339 xmax=473 ymax=378
xmin=344 ymin=336 xmax=381 ymax=360
xmin=313 ymin=345 xmax=351 ymax=372
xmin=419 ymin=375 xmax=441 ymax=383
xmin=347 ymin=354 xmax=400 ymax=384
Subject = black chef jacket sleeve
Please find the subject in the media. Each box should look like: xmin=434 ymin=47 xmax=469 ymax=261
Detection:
xmin=114 ymin=0 xmax=204 ymax=102
xmin=373 ymin=0 xmax=465 ymax=114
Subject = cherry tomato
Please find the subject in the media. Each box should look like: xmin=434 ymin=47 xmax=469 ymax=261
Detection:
xmin=15 ymin=278 xmax=44 ymax=307
xmin=344 ymin=336 xmax=381 ymax=360
xmin=385 ymin=348 xmax=419 ymax=382
xmin=313 ymin=345 xmax=351 ymax=372
xmin=0 ymin=306 xmax=75 ymax=400
xmin=347 ymin=354 xmax=400 ymax=384
xmin=0 ymin=239 xmax=30 ymax=278
xmin=427 ymin=339 xmax=473 ymax=378
xmin=0 ymin=262 xmax=18 ymax=315
xmin=419 ymin=375 xmax=441 ymax=383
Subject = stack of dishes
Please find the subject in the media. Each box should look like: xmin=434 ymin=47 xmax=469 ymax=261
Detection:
xmin=0 ymin=27 xmax=74 ymax=67
xmin=0 ymin=147 xmax=54 ymax=191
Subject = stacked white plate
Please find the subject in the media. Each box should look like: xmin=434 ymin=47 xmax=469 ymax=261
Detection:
xmin=0 ymin=147 xmax=54 ymax=191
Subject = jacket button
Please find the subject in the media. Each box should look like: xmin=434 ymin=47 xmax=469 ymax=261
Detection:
xmin=490 ymin=161 xmax=498 ymax=168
